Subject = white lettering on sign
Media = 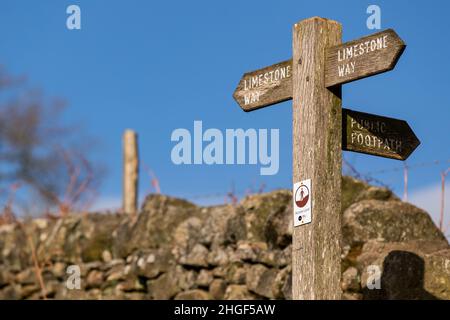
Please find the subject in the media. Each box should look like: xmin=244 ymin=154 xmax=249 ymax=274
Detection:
xmin=350 ymin=117 xmax=387 ymax=134
xmin=244 ymin=91 xmax=260 ymax=105
xmin=350 ymin=132 xmax=402 ymax=153
xmin=337 ymin=35 xmax=388 ymax=78
xmin=243 ymin=65 xmax=291 ymax=105
xmin=349 ymin=117 xmax=402 ymax=153
xmin=293 ymin=179 xmax=312 ymax=227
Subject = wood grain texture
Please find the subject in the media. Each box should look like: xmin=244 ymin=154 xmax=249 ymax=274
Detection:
xmin=123 ymin=130 xmax=139 ymax=216
xmin=343 ymin=108 xmax=420 ymax=160
xmin=325 ymin=29 xmax=405 ymax=87
xmin=233 ymin=60 xmax=292 ymax=111
xmin=292 ymin=17 xmax=342 ymax=300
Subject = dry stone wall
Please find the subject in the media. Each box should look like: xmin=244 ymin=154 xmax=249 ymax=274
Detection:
xmin=0 ymin=177 xmax=448 ymax=300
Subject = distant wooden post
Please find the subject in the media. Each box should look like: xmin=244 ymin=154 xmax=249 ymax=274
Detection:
xmin=440 ymin=168 xmax=450 ymax=231
xmin=292 ymin=17 xmax=342 ymax=300
xmin=123 ymin=130 xmax=139 ymax=216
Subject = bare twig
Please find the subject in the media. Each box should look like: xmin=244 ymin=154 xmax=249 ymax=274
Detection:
xmin=32 ymin=148 xmax=95 ymax=217
xmin=143 ymin=164 xmax=161 ymax=194
xmin=226 ymin=182 xmax=238 ymax=206
xmin=66 ymin=154 xmax=93 ymax=206
xmin=343 ymin=158 xmax=390 ymax=189
xmin=0 ymin=182 xmax=47 ymax=299
xmin=0 ymin=183 xmax=20 ymax=225
xmin=24 ymin=226 xmax=47 ymax=300
xmin=257 ymin=183 xmax=266 ymax=194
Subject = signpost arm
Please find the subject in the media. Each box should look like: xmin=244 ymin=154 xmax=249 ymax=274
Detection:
xmin=292 ymin=17 xmax=342 ymax=299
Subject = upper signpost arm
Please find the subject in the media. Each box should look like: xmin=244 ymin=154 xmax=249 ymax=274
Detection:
xmin=325 ymin=29 xmax=406 ymax=87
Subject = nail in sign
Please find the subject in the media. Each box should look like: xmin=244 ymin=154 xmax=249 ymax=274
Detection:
xmin=293 ymin=179 xmax=312 ymax=227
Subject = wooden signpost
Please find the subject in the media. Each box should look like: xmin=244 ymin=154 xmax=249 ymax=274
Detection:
xmin=232 ymin=17 xmax=418 ymax=300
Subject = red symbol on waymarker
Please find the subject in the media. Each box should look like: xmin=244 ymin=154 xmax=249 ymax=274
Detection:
xmin=295 ymin=184 xmax=310 ymax=208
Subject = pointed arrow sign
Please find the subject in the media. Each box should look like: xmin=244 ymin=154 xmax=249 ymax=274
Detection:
xmin=325 ymin=29 xmax=406 ymax=87
xmin=233 ymin=59 xmax=292 ymax=112
xmin=343 ymin=108 xmax=420 ymax=160
xmin=233 ymin=30 xmax=405 ymax=111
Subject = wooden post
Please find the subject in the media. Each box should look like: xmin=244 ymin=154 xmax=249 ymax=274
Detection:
xmin=123 ymin=129 xmax=139 ymax=216
xmin=292 ymin=17 xmax=342 ymax=300
xmin=440 ymin=168 xmax=450 ymax=231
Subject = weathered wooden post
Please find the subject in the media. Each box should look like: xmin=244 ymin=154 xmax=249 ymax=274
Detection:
xmin=292 ymin=17 xmax=343 ymax=300
xmin=123 ymin=129 xmax=139 ymax=216
xmin=233 ymin=17 xmax=416 ymax=299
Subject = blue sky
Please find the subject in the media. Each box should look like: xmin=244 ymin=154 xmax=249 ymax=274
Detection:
xmin=0 ymin=1 xmax=449 ymax=226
